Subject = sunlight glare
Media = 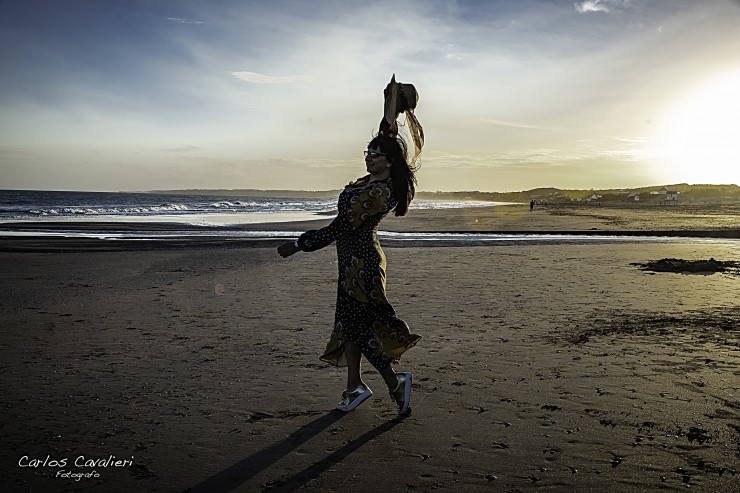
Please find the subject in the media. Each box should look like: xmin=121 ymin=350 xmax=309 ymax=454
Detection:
xmin=653 ymin=70 xmax=740 ymax=184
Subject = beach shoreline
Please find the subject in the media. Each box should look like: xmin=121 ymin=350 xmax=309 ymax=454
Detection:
xmin=1 ymin=203 xmax=738 ymax=252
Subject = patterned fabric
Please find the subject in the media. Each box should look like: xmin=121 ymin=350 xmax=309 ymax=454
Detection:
xmin=298 ymin=176 xmax=421 ymax=371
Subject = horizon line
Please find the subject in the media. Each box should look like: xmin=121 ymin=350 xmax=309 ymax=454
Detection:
xmin=1 ymin=183 xmax=739 ymax=194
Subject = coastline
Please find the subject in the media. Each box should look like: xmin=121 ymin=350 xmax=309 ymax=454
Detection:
xmin=1 ymin=203 xmax=738 ymax=252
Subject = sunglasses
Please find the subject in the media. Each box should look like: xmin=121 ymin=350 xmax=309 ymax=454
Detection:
xmin=364 ymin=150 xmax=387 ymax=158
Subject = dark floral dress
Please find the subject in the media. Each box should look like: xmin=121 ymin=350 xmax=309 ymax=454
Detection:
xmin=297 ymin=175 xmax=420 ymax=371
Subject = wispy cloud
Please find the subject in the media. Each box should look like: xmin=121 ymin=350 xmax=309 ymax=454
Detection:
xmin=598 ymin=148 xmax=654 ymax=162
xmin=231 ymin=71 xmax=313 ymax=84
xmin=424 ymin=149 xmax=565 ymax=169
xmin=613 ymin=137 xmax=646 ymax=144
xmin=297 ymin=158 xmax=355 ymax=169
xmin=575 ymin=1 xmax=610 ymax=14
xmin=167 ymin=17 xmax=204 ymax=25
xmin=159 ymin=145 xmax=203 ymax=153
xmin=0 ymin=145 xmax=33 ymax=157
xmin=574 ymin=0 xmax=631 ymax=14
xmin=480 ymin=118 xmax=557 ymax=131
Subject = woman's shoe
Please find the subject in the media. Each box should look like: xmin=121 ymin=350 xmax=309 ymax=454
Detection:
xmin=336 ymin=383 xmax=373 ymax=412
xmin=389 ymin=372 xmax=412 ymax=415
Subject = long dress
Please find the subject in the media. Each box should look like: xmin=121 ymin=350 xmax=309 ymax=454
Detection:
xmin=297 ymin=175 xmax=421 ymax=371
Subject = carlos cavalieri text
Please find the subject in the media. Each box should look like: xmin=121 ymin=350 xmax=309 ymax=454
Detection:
xmin=18 ymin=455 xmax=134 ymax=481
xmin=19 ymin=455 xmax=134 ymax=468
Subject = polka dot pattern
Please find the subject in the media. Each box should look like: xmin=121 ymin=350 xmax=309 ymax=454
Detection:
xmin=298 ymin=176 xmax=421 ymax=371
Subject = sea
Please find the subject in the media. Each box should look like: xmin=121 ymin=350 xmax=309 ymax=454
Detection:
xmin=0 ymin=189 xmax=501 ymax=224
xmin=1 ymin=190 xmax=735 ymax=245
xmin=0 ymin=189 xmax=514 ymax=242
xmin=0 ymin=189 xmax=343 ymax=225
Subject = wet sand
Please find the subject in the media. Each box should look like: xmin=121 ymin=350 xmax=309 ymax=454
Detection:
xmin=1 ymin=204 xmax=739 ymax=492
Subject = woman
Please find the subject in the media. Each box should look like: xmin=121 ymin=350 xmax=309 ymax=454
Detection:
xmin=278 ymin=132 xmax=421 ymax=416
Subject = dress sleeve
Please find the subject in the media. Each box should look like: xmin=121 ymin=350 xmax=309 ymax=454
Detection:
xmin=297 ymin=182 xmax=390 ymax=252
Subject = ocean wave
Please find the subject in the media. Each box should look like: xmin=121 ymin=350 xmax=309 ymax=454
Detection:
xmin=28 ymin=204 xmax=191 ymax=216
xmin=411 ymin=200 xmax=511 ymax=210
xmin=3 ymin=190 xmax=509 ymax=222
xmin=153 ymin=203 xmax=189 ymax=212
xmin=209 ymin=201 xmax=237 ymax=209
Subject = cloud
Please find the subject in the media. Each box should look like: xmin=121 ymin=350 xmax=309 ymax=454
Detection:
xmin=574 ymin=0 xmax=632 ymax=14
xmin=598 ymin=148 xmax=654 ymax=162
xmin=159 ymin=145 xmax=203 ymax=153
xmin=480 ymin=118 xmax=557 ymax=131
xmin=166 ymin=17 xmax=204 ymax=25
xmin=612 ymin=137 xmax=646 ymax=144
xmin=423 ymin=149 xmax=565 ymax=169
xmin=231 ymin=71 xmax=312 ymax=84
xmin=0 ymin=145 xmax=33 ymax=157
xmin=574 ymin=1 xmax=610 ymax=14
xmin=294 ymin=158 xmax=355 ymax=169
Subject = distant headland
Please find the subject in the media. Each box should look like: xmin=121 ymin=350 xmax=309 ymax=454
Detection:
xmin=151 ymin=184 xmax=740 ymax=205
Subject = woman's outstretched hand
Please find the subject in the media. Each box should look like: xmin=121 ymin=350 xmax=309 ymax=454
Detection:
xmin=278 ymin=241 xmax=300 ymax=258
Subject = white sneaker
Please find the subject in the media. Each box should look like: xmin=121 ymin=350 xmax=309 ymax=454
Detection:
xmin=389 ymin=372 xmax=412 ymax=415
xmin=336 ymin=383 xmax=373 ymax=412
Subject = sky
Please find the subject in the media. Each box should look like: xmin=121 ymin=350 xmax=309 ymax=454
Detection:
xmin=1 ymin=0 xmax=739 ymax=192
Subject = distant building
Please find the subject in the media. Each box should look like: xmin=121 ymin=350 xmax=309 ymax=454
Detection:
xmin=651 ymin=187 xmax=669 ymax=195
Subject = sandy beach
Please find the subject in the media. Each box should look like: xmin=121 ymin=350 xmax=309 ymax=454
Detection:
xmin=1 ymin=204 xmax=739 ymax=492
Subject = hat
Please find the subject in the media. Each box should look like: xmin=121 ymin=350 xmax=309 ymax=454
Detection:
xmin=379 ymin=74 xmax=424 ymax=162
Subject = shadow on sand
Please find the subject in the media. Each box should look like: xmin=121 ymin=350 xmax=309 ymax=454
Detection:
xmin=184 ymin=411 xmax=402 ymax=493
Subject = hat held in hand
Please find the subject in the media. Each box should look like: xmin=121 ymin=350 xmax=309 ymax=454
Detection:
xmin=379 ymin=74 xmax=424 ymax=162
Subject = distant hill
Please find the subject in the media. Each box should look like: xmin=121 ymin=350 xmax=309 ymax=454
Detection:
xmin=151 ymin=184 xmax=740 ymax=203
xmin=420 ymin=184 xmax=740 ymax=203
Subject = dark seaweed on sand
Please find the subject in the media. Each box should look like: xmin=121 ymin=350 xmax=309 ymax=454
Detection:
xmin=570 ymin=308 xmax=740 ymax=344
xmin=632 ymin=258 xmax=740 ymax=274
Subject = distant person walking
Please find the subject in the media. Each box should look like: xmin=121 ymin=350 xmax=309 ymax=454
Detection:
xmin=278 ymin=76 xmax=423 ymax=416
xmin=530 ymin=199 xmax=535 ymax=211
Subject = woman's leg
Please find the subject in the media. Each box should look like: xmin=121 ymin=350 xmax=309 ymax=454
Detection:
xmin=336 ymin=341 xmax=374 ymax=412
xmin=347 ymin=337 xmax=396 ymax=390
xmin=380 ymin=366 xmax=398 ymax=390
xmin=381 ymin=364 xmax=412 ymax=415
xmin=345 ymin=338 xmax=411 ymax=415
xmin=344 ymin=341 xmax=363 ymax=390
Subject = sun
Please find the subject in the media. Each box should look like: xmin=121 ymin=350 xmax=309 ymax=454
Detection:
xmin=652 ymin=69 xmax=740 ymax=184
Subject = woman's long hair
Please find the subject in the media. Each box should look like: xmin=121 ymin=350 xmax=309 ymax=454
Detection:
xmin=369 ymin=134 xmax=418 ymax=217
